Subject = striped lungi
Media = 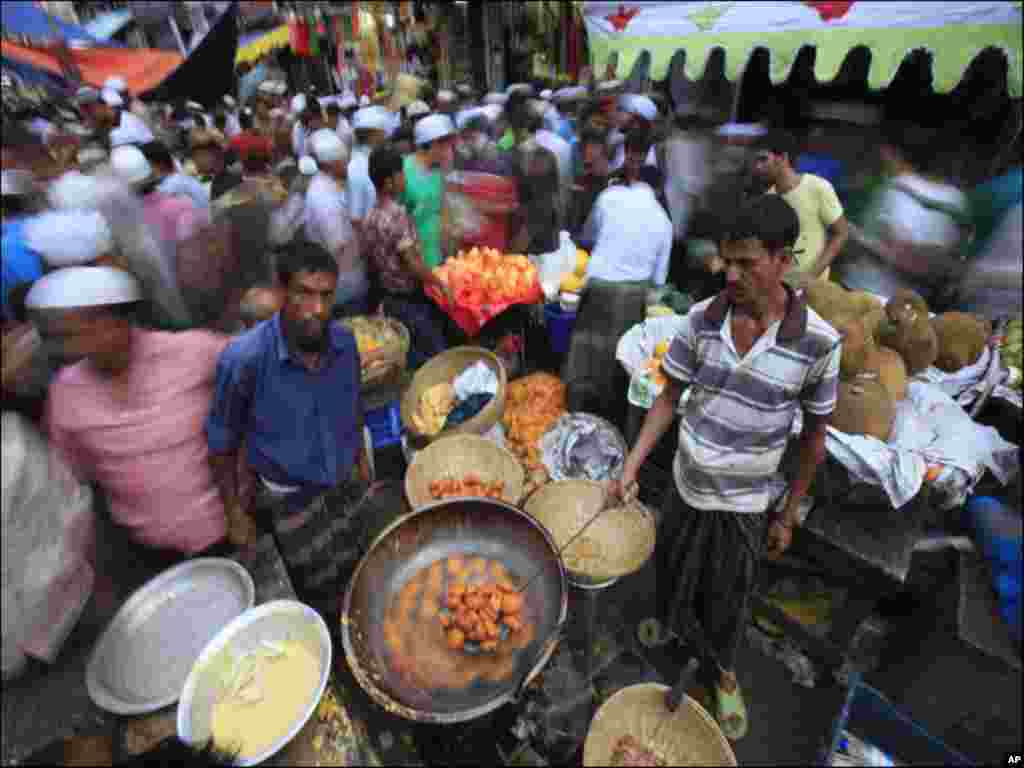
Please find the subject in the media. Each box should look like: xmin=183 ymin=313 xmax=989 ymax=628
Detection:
xmin=561 ymin=278 xmax=649 ymax=423
xmin=255 ymin=475 xmax=373 ymax=611
xmin=657 ymin=485 xmax=767 ymax=672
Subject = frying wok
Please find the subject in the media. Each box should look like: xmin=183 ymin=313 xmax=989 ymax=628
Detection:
xmin=341 ymin=498 xmax=568 ymax=724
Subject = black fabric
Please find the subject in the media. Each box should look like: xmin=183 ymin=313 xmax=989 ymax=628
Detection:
xmin=561 ymin=279 xmax=648 ymax=426
xmin=568 ymin=174 xmax=608 ymax=239
xmin=380 ymin=291 xmax=448 ymax=369
xmin=657 ymin=486 xmax=767 ymax=672
xmin=143 ymin=3 xmax=239 ymax=107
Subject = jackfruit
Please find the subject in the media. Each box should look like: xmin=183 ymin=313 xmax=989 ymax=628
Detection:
xmin=878 ymin=298 xmax=938 ymax=375
xmin=848 ymin=291 xmax=885 ymax=317
xmin=838 ymin=317 xmax=876 ymax=379
xmin=861 ymin=307 xmax=886 ymax=343
xmin=888 ymin=288 xmax=930 ymax=318
xmin=560 ymin=272 xmax=585 ymax=293
xmin=867 ymin=346 xmax=908 ymax=402
xmin=833 ymin=377 xmax=895 ymax=441
xmin=805 ymin=279 xmax=858 ymax=330
xmin=932 ymin=312 xmax=989 ymax=373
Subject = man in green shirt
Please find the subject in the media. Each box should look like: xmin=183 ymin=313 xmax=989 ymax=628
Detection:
xmin=401 ymin=114 xmax=456 ymax=269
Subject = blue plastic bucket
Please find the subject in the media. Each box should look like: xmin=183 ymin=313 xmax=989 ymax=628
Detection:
xmin=545 ymin=304 xmax=576 ymax=355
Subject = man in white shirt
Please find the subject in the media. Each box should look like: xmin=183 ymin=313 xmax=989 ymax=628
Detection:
xmin=304 ymin=129 xmax=367 ymax=316
xmin=582 ymin=164 xmax=673 ymax=285
xmin=532 ymin=101 xmax=574 ymax=220
xmin=347 ymin=106 xmax=391 ymax=230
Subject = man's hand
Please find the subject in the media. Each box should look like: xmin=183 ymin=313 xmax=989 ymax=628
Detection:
xmin=765 ymin=519 xmax=793 ymax=559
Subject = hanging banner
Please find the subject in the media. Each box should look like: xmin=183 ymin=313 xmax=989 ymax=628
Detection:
xmin=582 ymin=1 xmax=1024 ymax=97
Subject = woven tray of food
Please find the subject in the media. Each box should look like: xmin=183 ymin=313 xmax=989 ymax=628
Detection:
xmin=343 ymin=316 xmax=410 ymax=391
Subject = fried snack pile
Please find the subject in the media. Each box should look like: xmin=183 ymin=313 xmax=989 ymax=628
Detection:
xmin=503 ymin=373 xmax=566 ymax=470
xmin=434 ymin=247 xmax=539 ymax=306
xmin=411 ymin=381 xmax=456 ymax=436
xmin=439 ymin=580 xmax=525 ymax=654
xmin=429 ymin=474 xmax=506 ymax=500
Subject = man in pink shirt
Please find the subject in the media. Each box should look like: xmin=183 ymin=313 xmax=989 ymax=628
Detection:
xmin=27 ymin=267 xmax=251 ymax=587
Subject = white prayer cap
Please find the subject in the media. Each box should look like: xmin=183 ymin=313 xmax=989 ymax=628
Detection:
xmin=406 ymin=100 xmax=430 ymax=118
xmin=309 ymin=128 xmax=348 ymax=165
xmin=109 ymin=145 xmax=153 ymax=187
xmin=299 ymin=155 xmax=319 ymax=176
xmin=103 ymin=76 xmax=128 ymax=93
xmin=185 ymin=100 xmax=204 ymax=112
xmin=483 ymin=92 xmax=508 ymax=106
xmin=1 ymin=169 xmax=34 ymax=197
xmin=223 ymin=94 xmax=236 ymax=109
xmin=100 ymin=88 xmax=124 ymax=107
xmin=553 ymin=86 xmax=586 ymax=104
xmin=506 ymin=83 xmax=533 ymax=96
xmin=74 ymin=85 xmax=100 ymax=105
xmin=359 ymin=94 xmax=371 ymax=107
xmin=456 ymin=83 xmax=473 ymax=96
xmin=257 ymin=81 xmax=276 ymax=95
xmin=339 ymin=91 xmax=358 ymax=109
xmin=436 ymin=89 xmax=456 ymax=103
xmin=414 ymin=114 xmax=455 ymax=147
xmin=23 ymin=211 xmax=114 ymax=268
xmin=48 ymin=170 xmax=102 ymax=209
xmin=595 ymin=79 xmax=622 ymax=92
xmin=26 ymin=266 xmax=140 ymax=311
xmin=352 ymin=105 xmax=392 ymax=132
xmin=619 ymin=93 xmax=658 ymax=122
xmin=540 ymin=89 xmax=553 ymax=100
xmin=480 ymin=104 xmax=503 ymax=124
xmin=290 ymin=93 xmax=308 ymax=115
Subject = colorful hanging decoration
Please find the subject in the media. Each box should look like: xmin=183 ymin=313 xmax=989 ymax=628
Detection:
xmin=289 ymin=14 xmax=310 ymax=56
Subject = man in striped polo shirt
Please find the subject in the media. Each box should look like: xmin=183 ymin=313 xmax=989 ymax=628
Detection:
xmin=616 ymin=195 xmax=841 ymax=741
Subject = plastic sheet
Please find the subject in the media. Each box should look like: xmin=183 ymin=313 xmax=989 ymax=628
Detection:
xmin=540 ymin=413 xmax=625 ymax=482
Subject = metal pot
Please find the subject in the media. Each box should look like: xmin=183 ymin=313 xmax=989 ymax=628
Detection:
xmin=341 ymin=498 xmax=568 ymax=724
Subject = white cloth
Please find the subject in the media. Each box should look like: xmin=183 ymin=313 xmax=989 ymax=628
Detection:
xmin=619 ymin=94 xmax=658 ymax=122
xmin=309 ymin=128 xmax=348 ymax=165
xmin=156 ymin=172 xmax=211 ymax=208
xmin=352 ymin=106 xmax=392 ymax=132
xmin=582 ymin=183 xmax=672 ymax=285
xmin=878 ymin=174 xmax=966 ymax=248
xmin=824 ymin=381 xmax=1020 ymax=510
xmin=346 ymin=145 xmax=376 ymax=223
xmin=415 ymin=114 xmax=455 ymax=146
xmin=23 ymin=211 xmax=114 ymax=267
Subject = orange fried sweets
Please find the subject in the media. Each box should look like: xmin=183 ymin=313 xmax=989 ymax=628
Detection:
xmin=503 ymin=373 xmax=566 ymax=469
xmin=440 ymin=580 xmax=524 ymax=654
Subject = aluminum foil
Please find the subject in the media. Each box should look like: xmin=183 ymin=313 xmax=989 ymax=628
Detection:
xmin=540 ymin=414 xmax=625 ymax=482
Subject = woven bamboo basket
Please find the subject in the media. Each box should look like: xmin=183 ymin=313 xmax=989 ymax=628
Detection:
xmin=524 ymin=480 xmax=656 ymax=587
xmin=583 ymin=683 xmax=736 ymax=766
xmin=342 ymin=316 xmax=411 ymax=392
xmin=405 ymin=434 xmax=526 ymax=510
xmin=400 ymin=346 xmax=507 ymax=445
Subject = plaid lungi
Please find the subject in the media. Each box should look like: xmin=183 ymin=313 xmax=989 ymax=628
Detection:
xmin=256 ymin=476 xmax=372 ymax=610
xmin=657 ymin=485 xmax=767 ymax=672
xmin=561 ymin=278 xmax=649 ymax=421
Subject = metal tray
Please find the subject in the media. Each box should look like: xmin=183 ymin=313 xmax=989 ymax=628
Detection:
xmin=86 ymin=558 xmax=255 ymax=715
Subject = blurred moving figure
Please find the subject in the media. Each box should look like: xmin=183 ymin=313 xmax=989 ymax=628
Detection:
xmin=835 ymin=121 xmax=969 ymax=307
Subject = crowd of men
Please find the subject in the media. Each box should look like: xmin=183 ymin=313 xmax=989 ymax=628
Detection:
xmin=2 ymin=67 xmax=1020 ymax=744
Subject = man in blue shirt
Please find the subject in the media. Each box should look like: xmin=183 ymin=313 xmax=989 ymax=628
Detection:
xmin=207 ymin=239 xmax=373 ymax=607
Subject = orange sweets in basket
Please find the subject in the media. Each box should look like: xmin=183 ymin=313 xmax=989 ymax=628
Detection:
xmin=429 ymin=474 xmax=506 ymax=500
xmin=503 ymin=373 xmax=566 ymax=470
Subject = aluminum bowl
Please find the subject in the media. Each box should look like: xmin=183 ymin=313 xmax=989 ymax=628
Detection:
xmin=176 ymin=600 xmax=331 ymax=767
